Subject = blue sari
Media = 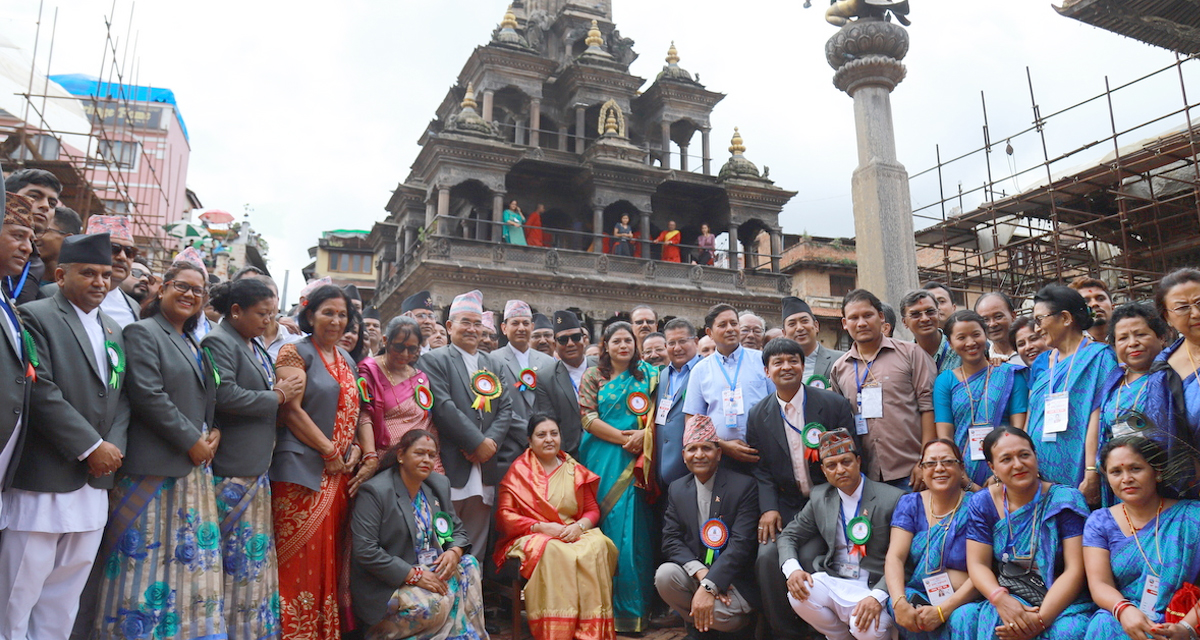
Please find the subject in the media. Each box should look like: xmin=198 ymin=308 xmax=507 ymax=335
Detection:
xmin=935 ymin=364 xmax=1027 ymax=485
xmin=892 ymin=492 xmax=981 ymax=640
xmin=965 ymin=484 xmax=1094 ymax=640
xmin=1027 ymin=340 xmax=1119 ymax=487
xmin=1084 ymin=501 xmax=1200 ymax=633
xmin=577 ymin=360 xmax=658 ymax=633
xmin=1097 ymin=365 xmax=1174 ymax=506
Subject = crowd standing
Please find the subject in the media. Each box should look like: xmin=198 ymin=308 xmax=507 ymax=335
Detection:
xmin=9 ymin=176 xmax=1200 ymax=640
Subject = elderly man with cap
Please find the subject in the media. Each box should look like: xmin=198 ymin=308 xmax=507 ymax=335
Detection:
xmin=0 ymin=193 xmax=34 ymax=527
xmin=401 ymin=289 xmax=437 ymax=353
xmin=418 ymin=290 xmax=518 ymax=556
xmin=655 ymin=414 xmax=759 ymax=639
xmin=0 ymin=232 xmax=130 ymax=640
xmin=81 ymin=215 xmax=142 ymax=328
xmin=553 ymin=310 xmax=595 ymax=399
xmin=1 ymin=194 xmax=36 ymax=295
xmin=495 ymin=300 xmax=546 ymax=422
xmin=777 ymin=429 xmax=904 ymax=640
xmin=782 ymin=296 xmax=844 ymax=388
xmin=529 ymin=312 xmax=555 ymax=356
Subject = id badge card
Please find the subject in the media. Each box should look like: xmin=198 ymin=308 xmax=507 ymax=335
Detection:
xmin=923 ymin=572 xmax=954 ymax=606
xmin=854 ymin=413 xmax=869 ymax=435
xmin=860 ymin=385 xmax=883 ymax=419
xmin=418 ymin=548 xmax=439 ymax=566
xmin=1044 ymin=392 xmax=1069 ymax=441
xmin=829 ymin=561 xmax=860 ymax=580
xmin=1140 ymin=574 xmax=1161 ymax=616
xmin=722 ymin=389 xmax=743 ymax=426
xmin=969 ymin=426 xmax=991 ymax=461
xmin=655 ymin=398 xmax=673 ymax=425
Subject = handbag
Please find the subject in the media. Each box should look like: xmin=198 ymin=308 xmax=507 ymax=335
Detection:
xmin=1166 ymin=583 xmax=1200 ymax=623
xmin=996 ymin=559 xmax=1047 ymax=607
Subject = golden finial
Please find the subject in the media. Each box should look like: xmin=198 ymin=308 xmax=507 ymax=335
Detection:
xmin=461 ymin=83 xmax=478 ymax=110
xmin=585 ymin=20 xmax=604 ymax=48
xmin=501 ymin=6 xmax=519 ymax=30
xmin=729 ymin=127 xmax=746 ymax=155
xmin=604 ymin=110 xmax=618 ymax=135
xmin=666 ymin=41 xmax=680 ymax=65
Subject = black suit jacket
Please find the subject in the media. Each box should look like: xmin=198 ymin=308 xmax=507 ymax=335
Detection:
xmin=350 ymin=469 xmax=469 ymax=626
xmin=534 ymin=359 xmax=584 ymax=455
xmin=0 ymin=295 xmax=30 ymax=488
xmin=777 ymin=478 xmax=905 ymax=592
xmin=746 ymin=387 xmax=856 ymax=522
xmin=662 ymin=467 xmax=760 ymax=603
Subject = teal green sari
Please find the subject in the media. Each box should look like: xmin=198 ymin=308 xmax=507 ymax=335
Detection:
xmin=577 ymin=360 xmax=658 ymax=633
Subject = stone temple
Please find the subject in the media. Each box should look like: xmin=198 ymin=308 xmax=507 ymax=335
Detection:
xmin=369 ymin=0 xmax=797 ymax=334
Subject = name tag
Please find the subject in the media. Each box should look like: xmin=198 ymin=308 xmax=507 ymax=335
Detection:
xmin=722 ymin=388 xmax=744 ymax=426
xmin=829 ymin=561 xmax=860 ymax=580
xmin=969 ymin=426 xmax=991 ymax=461
xmin=859 ymin=386 xmax=883 ymax=419
xmin=418 ymin=548 xmax=439 ymax=566
xmin=1044 ymin=392 xmax=1069 ymax=441
xmin=854 ymin=413 xmax=869 ymax=435
xmin=923 ymin=572 xmax=954 ymax=606
xmin=655 ymin=398 xmax=673 ymax=425
xmin=1140 ymin=574 xmax=1161 ymax=616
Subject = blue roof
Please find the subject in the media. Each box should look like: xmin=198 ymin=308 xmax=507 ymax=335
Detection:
xmin=48 ymin=73 xmax=188 ymax=141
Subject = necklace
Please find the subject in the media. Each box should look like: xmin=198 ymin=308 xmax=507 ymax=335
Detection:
xmin=1121 ymin=498 xmax=1165 ymax=577
xmin=313 ymin=338 xmax=342 ymax=379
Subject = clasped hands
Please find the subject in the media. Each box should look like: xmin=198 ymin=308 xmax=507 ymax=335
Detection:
xmin=409 ymin=547 xmax=464 ymax=595
xmin=786 ymin=570 xmax=883 ymax=632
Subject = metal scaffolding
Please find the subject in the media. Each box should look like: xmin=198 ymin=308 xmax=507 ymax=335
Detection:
xmin=910 ymin=54 xmax=1200 ymax=305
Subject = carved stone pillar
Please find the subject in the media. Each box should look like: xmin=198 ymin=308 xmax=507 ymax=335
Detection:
xmin=592 ymin=205 xmax=605 ymax=253
xmin=493 ymin=194 xmax=505 ymax=243
xmin=828 ymin=18 xmax=918 ymax=319
xmin=639 ymin=212 xmax=651 ymax=258
xmin=679 ymin=144 xmax=689 ymax=172
xmin=660 ymin=121 xmax=671 ymax=169
xmin=425 ymin=201 xmax=436 ymax=230
xmin=515 ymin=119 xmax=526 ymax=146
xmin=770 ymin=229 xmax=783 ymax=273
xmin=482 ymin=90 xmax=495 ymax=123
xmin=437 ymin=187 xmax=450 ymax=219
xmin=701 ymin=128 xmax=711 ymax=175
xmin=575 ymin=106 xmax=587 ymax=154
xmin=727 ymin=223 xmax=739 ymax=270
xmin=558 ymin=125 xmax=569 ymax=151
xmin=529 ymin=99 xmax=541 ymax=148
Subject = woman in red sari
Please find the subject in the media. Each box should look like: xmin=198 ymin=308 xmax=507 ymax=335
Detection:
xmin=496 ymin=414 xmax=618 ymax=640
xmin=525 ymin=204 xmax=545 ymax=248
xmin=271 ymin=285 xmax=376 ymax=640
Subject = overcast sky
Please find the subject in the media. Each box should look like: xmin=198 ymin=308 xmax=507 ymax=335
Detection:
xmin=4 ymin=1 xmax=1194 ymax=305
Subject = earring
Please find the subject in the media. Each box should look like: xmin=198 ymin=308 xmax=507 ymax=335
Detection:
xmin=232 ymin=315 xmax=239 ymax=320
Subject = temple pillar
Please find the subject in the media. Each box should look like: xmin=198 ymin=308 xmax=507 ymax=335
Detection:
xmin=593 ymin=205 xmax=605 ymax=253
xmin=529 ymin=99 xmax=541 ymax=148
xmin=493 ymin=194 xmax=505 ymax=243
xmin=679 ymin=144 xmax=689 ymax=172
xmin=701 ymin=128 xmax=712 ymax=175
xmin=425 ymin=201 xmax=436 ymax=230
xmin=727 ymin=223 xmax=739 ymax=270
xmin=590 ymin=317 xmax=604 ymax=342
xmin=639 ymin=213 xmax=651 ymax=258
xmin=515 ymin=119 xmax=526 ymax=146
xmin=558 ymin=125 xmax=569 ymax=151
xmin=575 ymin=106 xmax=586 ymax=153
xmin=437 ymin=187 xmax=450 ymax=220
xmin=770 ymin=229 xmax=783 ymax=273
xmin=482 ymin=90 xmax=495 ymax=123
xmin=660 ymin=121 xmax=671 ymax=169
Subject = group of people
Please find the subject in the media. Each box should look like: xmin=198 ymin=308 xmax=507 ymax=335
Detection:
xmin=7 ymin=170 xmax=1200 ymax=640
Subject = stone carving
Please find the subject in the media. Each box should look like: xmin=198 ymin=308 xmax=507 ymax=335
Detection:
xmin=827 ymin=18 xmax=909 ymax=94
xmin=776 ymin=276 xmax=791 ymax=294
xmin=689 ymin=265 xmax=704 ymax=283
xmin=597 ymin=100 xmax=627 ymax=137
xmin=493 ymin=244 xmax=505 ymax=263
xmin=644 ymin=260 xmax=656 ymax=278
xmin=735 ymin=270 xmax=747 ymax=289
xmin=545 ymin=248 xmax=561 ymax=271
xmin=525 ymin=10 xmax=553 ymax=53
xmin=816 ymin=0 xmax=911 ymax=27
xmin=609 ymin=29 xmax=637 ymax=66
xmin=596 ymin=253 xmax=608 ymax=273
xmin=432 ymin=237 xmax=451 ymax=257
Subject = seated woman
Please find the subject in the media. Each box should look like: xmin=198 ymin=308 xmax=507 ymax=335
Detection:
xmin=885 ymin=439 xmax=980 ymax=639
xmin=496 ymin=414 xmax=618 ymax=640
xmin=965 ymin=426 xmax=1093 ymax=640
xmin=349 ymin=429 xmax=486 ymax=640
xmin=1083 ymin=435 xmax=1200 ymax=639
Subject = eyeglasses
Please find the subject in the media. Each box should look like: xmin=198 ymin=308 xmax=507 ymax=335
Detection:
xmin=632 ymin=319 xmax=656 ymax=326
xmin=906 ymin=308 xmax=939 ymax=320
xmin=918 ymin=459 xmax=961 ymax=470
xmin=130 ymin=269 xmax=151 ymax=279
xmin=1169 ymin=300 xmax=1200 ymax=316
xmin=556 ymin=333 xmax=584 ymax=345
xmin=111 ymin=244 xmax=137 ymax=258
xmin=456 ymin=320 xmax=484 ymax=330
xmin=740 ymin=327 xmax=764 ymax=335
xmin=411 ymin=311 xmax=435 ymax=321
xmin=166 ymin=280 xmax=206 ymax=297
xmin=388 ymin=342 xmax=421 ymax=355
xmin=1033 ymin=313 xmax=1055 ymax=327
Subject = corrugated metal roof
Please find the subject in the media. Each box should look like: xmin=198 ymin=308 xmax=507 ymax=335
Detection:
xmin=1056 ymin=0 xmax=1200 ymax=54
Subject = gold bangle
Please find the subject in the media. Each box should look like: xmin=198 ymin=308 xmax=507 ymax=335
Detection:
xmin=937 ymin=606 xmax=946 ymax=623
xmin=1085 ymin=466 xmax=1098 ymax=472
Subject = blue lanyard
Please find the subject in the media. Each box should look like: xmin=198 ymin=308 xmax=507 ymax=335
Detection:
xmin=1048 ymin=337 xmax=1089 ymax=396
xmin=718 ymin=348 xmax=744 ymax=391
xmin=253 ymin=341 xmax=275 ymax=385
xmin=413 ymin=489 xmax=433 ymax=551
xmin=936 ymin=339 xmax=952 ymax=369
xmin=1002 ymin=481 xmax=1043 ymax=559
xmin=779 ymin=393 xmax=807 ymax=437
xmin=838 ymin=478 xmax=866 ymax=549
xmin=4 ymin=262 xmax=31 ymax=303
xmin=853 ymin=358 xmax=875 ymax=394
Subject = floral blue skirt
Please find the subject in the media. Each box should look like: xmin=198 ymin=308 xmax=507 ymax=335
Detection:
xmin=215 ymin=474 xmax=280 ymax=640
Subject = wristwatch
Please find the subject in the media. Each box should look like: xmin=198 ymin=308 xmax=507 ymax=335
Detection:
xmin=700 ymin=578 xmax=718 ymax=595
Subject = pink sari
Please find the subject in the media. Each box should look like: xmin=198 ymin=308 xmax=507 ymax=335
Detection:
xmin=357 ymin=358 xmax=444 ymax=471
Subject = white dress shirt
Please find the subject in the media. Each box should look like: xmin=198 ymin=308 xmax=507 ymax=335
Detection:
xmin=777 ymin=388 xmax=812 ymax=496
xmin=448 ymin=343 xmax=493 ymax=505
xmin=99 ymin=289 xmax=137 ymax=328
xmin=563 ymin=358 xmax=588 ymax=398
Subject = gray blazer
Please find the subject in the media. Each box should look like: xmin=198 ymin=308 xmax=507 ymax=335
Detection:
xmin=808 ymin=344 xmax=845 ymax=382
xmin=269 ymin=339 xmax=356 ymax=492
xmin=350 ymin=469 xmax=469 ymax=626
xmin=202 ymin=320 xmax=279 ymax=477
xmin=13 ymin=293 xmax=126 ymax=491
xmin=535 ymin=359 xmax=584 ymax=456
xmin=122 ymin=314 xmax=217 ymax=477
xmin=0 ymin=298 xmax=30 ymax=488
xmin=418 ymin=344 xmax=519 ymax=487
xmin=777 ymin=477 xmax=904 ymax=592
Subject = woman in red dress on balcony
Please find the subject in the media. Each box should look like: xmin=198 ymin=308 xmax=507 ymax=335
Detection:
xmin=526 ymin=204 xmax=545 ymax=248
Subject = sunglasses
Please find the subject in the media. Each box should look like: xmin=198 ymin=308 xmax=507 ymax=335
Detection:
xmin=388 ymin=342 xmax=421 ymax=355
xmin=556 ymin=333 xmax=584 ymax=345
xmin=111 ymin=244 xmax=138 ymax=258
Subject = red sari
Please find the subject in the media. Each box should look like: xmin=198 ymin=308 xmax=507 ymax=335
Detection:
xmin=654 ymin=229 xmax=681 ymax=262
xmin=526 ymin=210 xmax=545 ymax=247
xmin=271 ymin=345 xmax=359 ymax=640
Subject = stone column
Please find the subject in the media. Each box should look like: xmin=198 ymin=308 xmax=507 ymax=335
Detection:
xmin=727 ymin=223 xmax=739 ymax=270
xmin=558 ymin=126 xmax=569 ymax=151
xmin=493 ymin=194 xmax=505 ymax=243
xmin=437 ymin=187 xmax=451 ymax=220
xmin=575 ymin=106 xmax=587 ymax=153
xmin=828 ymin=18 xmax=918 ymax=317
xmin=660 ymin=121 xmax=672 ymax=169
xmin=515 ymin=120 xmax=526 ymax=146
xmin=592 ymin=205 xmax=605 ymax=253
xmin=639 ymin=213 xmax=651 ymax=259
xmin=425 ymin=201 xmax=436 ymax=230
xmin=590 ymin=317 xmax=604 ymax=342
xmin=529 ymin=99 xmax=541 ymax=148
xmin=482 ymin=90 xmax=495 ymax=123
xmin=770 ymin=229 xmax=783 ymax=273
xmin=701 ymin=128 xmax=712 ymax=175
xmin=679 ymin=144 xmax=689 ymax=172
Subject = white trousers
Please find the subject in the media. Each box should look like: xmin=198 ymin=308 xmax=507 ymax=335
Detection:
xmin=0 ymin=529 xmax=103 ymax=640
xmin=787 ymin=572 xmax=893 ymax=640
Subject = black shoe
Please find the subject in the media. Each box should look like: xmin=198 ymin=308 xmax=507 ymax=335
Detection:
xmin=649 ymin=609 xmax=683 ymax=629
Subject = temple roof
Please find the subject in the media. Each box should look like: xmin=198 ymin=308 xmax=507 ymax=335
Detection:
xmin=1055 ymin=0 xmax=1200 ymax=54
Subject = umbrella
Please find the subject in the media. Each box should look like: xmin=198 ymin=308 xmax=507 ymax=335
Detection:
xmin=164 ymin=221 xmax=210 ymax=239
xmin=198 ymin=209 xmax=235 ymax=224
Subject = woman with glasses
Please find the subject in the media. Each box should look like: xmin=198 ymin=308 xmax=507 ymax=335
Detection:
xmin=356 ymin=316 xmax=443 ymax=490
xmin=270 ymin=285 xmax=374 ymax=640
xmin=935 ymin=311 xmax=1028 ymax=488
xmin=1096 ymin=303 xmax=1171 ymax=507
xmin=1154 ymin=268 xmax=1200 ymax=478
xmin=1026 ymin=285 xmax=1119 ymax=504
xmin=885 ymin=439 xmax=980 ymax=640
xmin=1083 ymin=435 xmax=1200 ymax=640
xmin=965 ymin=427 xmax=1092 ymax=640
xmin=94 ymin=261 xmax=227 ymax=639
xmin=578 ymin=321 xmax=659 ymax=633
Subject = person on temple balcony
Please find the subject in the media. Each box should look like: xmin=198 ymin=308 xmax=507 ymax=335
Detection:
xmin=526 ymin=204 xmax=545 ymax=248
xmin=503 ymin=200 xmax=527 ymax=246
xmin=612 ymin=214 xmax=635 ymax=257
xmin=655 ymin=221 xmax=682 ymax=263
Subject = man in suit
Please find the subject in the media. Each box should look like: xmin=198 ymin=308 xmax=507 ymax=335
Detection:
xmin=655 ymin=415 xmax=758 ymax=639
xmin=552 ymin=310 xmax=594 ymax=399
xmin=778 ymin=429 xmax=904 ymax=640
xmin=657 ymin=317 xmax=702 ymax=489
xmin=748 ymin=337 xmax=857 ymax=640
xmin=782 ymin=296 xmax=844 ymax=388
xmin=402 ymin=290 xmax=438 ymax=354
xmin=4 ymin=170 xmax=61 ymax=304
xmin=419 ymin=289 xmax=518 ymax=557
xmin=0 ymin=232 xmax=130 ymax=640
xmin=0 ymin=192 xmax=34 ymax=517
xmin=529 ymin=312 xmax=555 ymax=357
